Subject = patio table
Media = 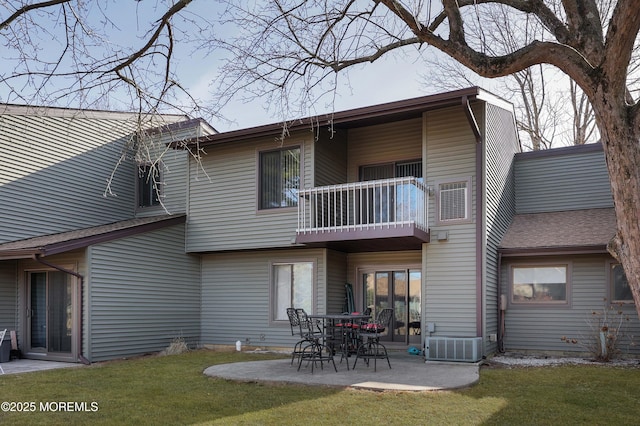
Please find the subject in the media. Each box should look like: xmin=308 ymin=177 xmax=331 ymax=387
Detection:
xmin=308 ymin=313 xmax=370 ymax=370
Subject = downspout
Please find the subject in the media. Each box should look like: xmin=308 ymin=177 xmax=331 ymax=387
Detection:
xmin=33 ymin=254 xmax=90 ymax=365
xmin=497 ymin=251 xmax=505 ymax=353
xmin=462 ymin=96 xmax=484 ymax=339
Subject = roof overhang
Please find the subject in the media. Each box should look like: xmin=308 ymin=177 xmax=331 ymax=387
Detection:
xmin=498 ymin=208 xmax=616 ymax=258
xmin=174 ymin=87 xmax=504 ymax=149
xmin=0 ymin=215 xmax=186 ymax=261
xmin=499 ymin=245 xmax=610 ymax=258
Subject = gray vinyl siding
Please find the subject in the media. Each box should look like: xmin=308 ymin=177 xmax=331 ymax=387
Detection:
xmin=135 ymin=122 xmax=212 ymax=217
xmin=134 ymin=148 xmax=189 ymax=216
xmin=346 ymin=118 xmax=422 ymax=181
xmin=483 ymin=103 xmax=520 ymax=354
xmin=501 ymin=255 xmax=640 ymax=356
xmin=87 ymin=223 xmax=199 ymax=362
xmin=424 ymin=106 xmax=478 ymax=337
xmin=187 ymin=134 xmax=313 ymax=252
xmin=326 ymin=249 xmax=348 ymax=313
xmin=515 ymin=146 xmax=612 ymax=214
xmin=0 ymin=261 xmax=17 ymax=335
xmin=16 ymin=250 xmax=88 ymax=360
xmin=0 ymin=109 xmax=187 ymax=243
xmin=314 ymin=129 xmax=348 ymax=186
xmin=200 ymin=248 xmax=328 ymax=348
xmin=347 ymin=251 xmax=422 ymax=312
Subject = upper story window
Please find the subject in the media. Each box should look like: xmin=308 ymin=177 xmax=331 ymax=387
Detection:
xmin=259 ymin=147 xmax=300 ymax=209
xmin=511 ymin=264 xmax=568 ymax=305
xmin=137 ymin=164 xmax=160 ymax=208
xmin=360 ymin=160 xmax=423 ymax=180
xmin=436 ymin=177 xmax=472 ymax=224
xmin=611 ymin=263 xmax=634 ymax=303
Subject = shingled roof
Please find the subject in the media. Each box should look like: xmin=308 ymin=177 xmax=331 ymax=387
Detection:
xmin=499 ymin=208 xmax=616 ymax=256
xmin=0 ymin=214 xmax=185 ymax=260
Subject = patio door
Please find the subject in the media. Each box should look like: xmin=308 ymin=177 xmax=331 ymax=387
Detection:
xmin=362 ymin=269 xmax=421 ymax=344
xmin=26 ymin=271 xmax=77 ymax=361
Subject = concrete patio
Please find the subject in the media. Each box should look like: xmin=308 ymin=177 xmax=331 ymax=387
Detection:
xmin=0 ymin=359 xmax=81 ymax=375
xmin=204 ymin=351 xmax=480 ymax=391
xmin=0 ymin=351 xmax=481 ymax=392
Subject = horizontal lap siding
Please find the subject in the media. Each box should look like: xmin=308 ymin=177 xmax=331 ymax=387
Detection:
xmin=515 ymin=149 xmax=612 ymax=213
xmin=88 ymin=224 xmax=200 ymax=361
xmin=187 ymin=135 xmax=313 ymax=252
xmin=326 ymin=250 xmax=348 ymax=313
xmin=17 ymin=251 xmax=88 ymax=357
xmin=200 ymin=248 xmax=326 ymax=348
xmin=314 ymin=130 xmax=347 ymax=186
xmin=347 ymin=251 xmax=422 ymax=311
xmin=484 ymin=104 xmax=519 ymax=353
xmin=135 ymin=149 xmax=189 ymax=216
xmin=346 ymin=119 xmax=422 ymax=181
xmin=135 ymin=122 xmax=211 ymax=217
xmin=0 ymin=262 xmax=17 ymax=335
xmin=1 ymin=114 xmax=135 ymax=242
xmin=425 ymin=106 xmax=478 ymax=337
xmin=502 ymin=255 xmax=640 ymax=355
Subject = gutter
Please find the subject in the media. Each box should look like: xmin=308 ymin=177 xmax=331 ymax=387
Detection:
xmin=33 ymin=255 xmax=90 ymax=365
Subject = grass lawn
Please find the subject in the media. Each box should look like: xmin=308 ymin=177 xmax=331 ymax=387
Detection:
xmin=0 ymin=350 xmax=638 ymax=425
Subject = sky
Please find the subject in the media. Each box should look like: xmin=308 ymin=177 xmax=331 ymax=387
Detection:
xmin=0 ymin=1 xmax=501 ymax=134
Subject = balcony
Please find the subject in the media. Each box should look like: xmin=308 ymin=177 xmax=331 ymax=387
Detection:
xmin=296 ymin=177 xmax=430 ymax=252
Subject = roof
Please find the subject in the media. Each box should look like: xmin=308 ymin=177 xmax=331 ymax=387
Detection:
xmin=0 ymin=215 xmax=186 ymax=260
xmin=177 ymin=87 xmax=513 ymax=148
xmin=0 ymin=103 xmax=189 ymax=122
xmin=499 ymin=208 xmax=617 ymax=256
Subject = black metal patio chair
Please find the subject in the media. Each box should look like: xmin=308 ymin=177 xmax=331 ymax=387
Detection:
xmin=295 ymin=308 xmax=337 ymax=373
xmin=286 ymin=307 xmax=315 ymax=366
xmin=353 ymin=308 xmax=394 ymax=371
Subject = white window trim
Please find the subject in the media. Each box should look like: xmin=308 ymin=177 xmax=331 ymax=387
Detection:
xmin=434 ymin=176 xmax=473 ymax=225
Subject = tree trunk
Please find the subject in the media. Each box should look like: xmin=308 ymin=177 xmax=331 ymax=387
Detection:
xmin=595 ymin=96 xmax=640 ymax=320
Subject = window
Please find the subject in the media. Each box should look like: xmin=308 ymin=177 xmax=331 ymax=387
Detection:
xmin=360 ymin=160 xmax=423 ymax=180
xmin=272 ymin=262 xmax=313 ymax=321
xmin=259 ymin=147 xmax=300 ymax=209
xmin=437 ymin=177 xmax=471 ymax=223
xmin=137 ymin=164 xmax=160 ymax=207
xmin=611 ymin=263 xmax=633 ymax=303
xmin=511 ymin=265 xmax=568 ymax=304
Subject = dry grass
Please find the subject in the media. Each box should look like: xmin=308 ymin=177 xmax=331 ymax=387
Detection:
xmin=0 ymin=350 xmax=638 ymax=425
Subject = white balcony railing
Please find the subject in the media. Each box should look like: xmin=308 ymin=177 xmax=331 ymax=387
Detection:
xmin=297 ymin=177 xmax=429 ymax=235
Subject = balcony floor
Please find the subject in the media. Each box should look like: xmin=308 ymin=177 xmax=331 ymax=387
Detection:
xmin=295 ymin=225 xmax=430 ymax=252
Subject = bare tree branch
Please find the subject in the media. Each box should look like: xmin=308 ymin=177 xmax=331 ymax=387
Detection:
xmin=0 ymin=0 xmax=69 ymax=30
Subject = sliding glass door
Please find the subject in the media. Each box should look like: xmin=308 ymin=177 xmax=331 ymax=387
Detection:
xmin=362 ymin=268 xmax=421 ymax=344
xmin=27 ymin=271 xmax=76 ymax=359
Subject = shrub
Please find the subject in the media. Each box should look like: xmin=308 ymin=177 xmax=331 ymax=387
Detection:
xmin=161 ymin=336 xmax=190 ymax=356
xmin=561 ymin=300 xmax=634 ymax=361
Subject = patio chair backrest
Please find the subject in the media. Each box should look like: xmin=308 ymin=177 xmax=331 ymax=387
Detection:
xmin=360 ymin=308 xmax=394 ymax=335
xmin=286 ymin=308 xmax=301 ymax=336
xmin=295 ymin=308 xmax=320 ymax=336
xmin=295 ymin=308 xmax=310 ymax=331
xmin=376 ymin=308 xmax=394 ymax=328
